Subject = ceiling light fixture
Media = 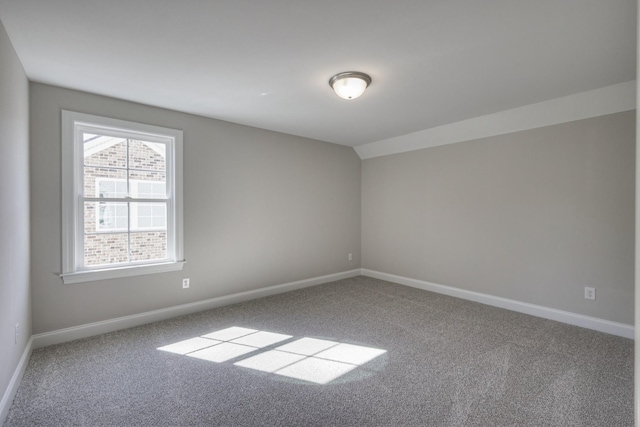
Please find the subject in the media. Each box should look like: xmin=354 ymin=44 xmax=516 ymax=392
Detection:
xmin=329 ymin=72 xmax=371 ymax=100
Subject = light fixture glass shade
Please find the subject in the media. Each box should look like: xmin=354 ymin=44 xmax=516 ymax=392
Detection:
xmin=329 ymin=72 xmax=371 ymax=100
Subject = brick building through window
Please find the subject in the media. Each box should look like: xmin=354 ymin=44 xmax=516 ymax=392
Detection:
xmin=83 ymin=136 xmax=168 ymax=266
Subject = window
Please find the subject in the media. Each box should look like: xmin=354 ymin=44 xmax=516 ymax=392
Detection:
xmin=61 ymin=111 xmax=184 ymax=284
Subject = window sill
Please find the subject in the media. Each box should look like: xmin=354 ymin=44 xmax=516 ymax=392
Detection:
xmin=60 ymin=260 xmax=186 ymax=284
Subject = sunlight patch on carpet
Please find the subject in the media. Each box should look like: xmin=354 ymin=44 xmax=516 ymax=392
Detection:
xmin=156 ymin=337 xmax=221 ymax=355
xmin=157 ymin=326 xmax=386 ymax=384
xmin=187 ymin=342 xmax=257 ymax=363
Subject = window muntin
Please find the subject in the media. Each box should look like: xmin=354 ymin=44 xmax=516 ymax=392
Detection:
xmin=61 ymin=111 xmax=183 ymax=283
xmin=94 ymin=178 xmax=167 ymax=233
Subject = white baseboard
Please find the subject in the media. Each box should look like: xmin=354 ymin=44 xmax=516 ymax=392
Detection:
xmin=361 ymin=269 xmax=634 ymax=339
xmin=32 ymin=269 xmax=361 ymax=349
xmin=0 ymin=337 xmax=33 ymax=426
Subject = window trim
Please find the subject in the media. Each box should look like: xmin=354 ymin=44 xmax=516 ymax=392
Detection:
xmin=61 ymin=111 xmax=184 ymax=284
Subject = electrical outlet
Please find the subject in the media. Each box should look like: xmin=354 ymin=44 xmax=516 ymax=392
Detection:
xmin=348 ymin=253 xmax=353 ymax=261
xmin=182 ymin=278 xmax=190 ymax=289
xmin=15 ymin=323 xmax=19 ymax=344
xmin=584 ymin=287 xmax=596 ymax=300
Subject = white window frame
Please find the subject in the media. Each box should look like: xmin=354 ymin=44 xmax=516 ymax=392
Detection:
xmin=61 ymin=111 xmax=184 ymax=284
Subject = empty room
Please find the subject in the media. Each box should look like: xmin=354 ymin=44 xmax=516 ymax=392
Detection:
xmin=0 ymin=1 xmax=638 ymax=426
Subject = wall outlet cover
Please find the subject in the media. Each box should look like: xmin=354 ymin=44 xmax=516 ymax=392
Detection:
xmin=584 ymin=287 xmax=596 ymax=300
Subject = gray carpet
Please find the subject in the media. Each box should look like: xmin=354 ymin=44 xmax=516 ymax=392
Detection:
xmin=4 ymin=276 xmax=634 ymax=426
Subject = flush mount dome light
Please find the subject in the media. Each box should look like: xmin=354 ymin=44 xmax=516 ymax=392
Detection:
xmin=329 ymin=72 xmax=371 ymax=100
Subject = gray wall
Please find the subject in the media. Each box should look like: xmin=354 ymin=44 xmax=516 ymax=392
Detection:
xmin=0 ymin=18 xmax=31 ymax=413
xmin=30 ymin=83 xmax=361 ymax=334
xmin=362 ymin=111 xmax=635 ymax=325
xmin=22 ymin=74 xmax=637 ymax=336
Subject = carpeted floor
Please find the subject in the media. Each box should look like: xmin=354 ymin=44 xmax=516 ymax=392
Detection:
xmin=4 ymin=276 xmax=634 ymax=426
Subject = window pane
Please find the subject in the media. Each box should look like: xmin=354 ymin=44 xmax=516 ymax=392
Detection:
xmin=131 ymin=202 xmax=166 ymax=231
xmin=84 ymin=233 xmax=129 ymax=266
xmin=83 ymin=133 xmax=127 ymax=168
xmin=84 ymin=168 xmax=127 ymax=198
xmin=131 ymin=176 xmax=166 ymax=198
xmin=85 ymin=202 xmax=128 ymax=233
xmin=130 ymin=232 xmax=167 ymax=262
xmin=129 ymin=139 xmax=166 ymax=172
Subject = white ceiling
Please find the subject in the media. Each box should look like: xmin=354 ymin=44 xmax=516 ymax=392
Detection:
xmin=0 ymin=0 xmax=636 ymax=147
